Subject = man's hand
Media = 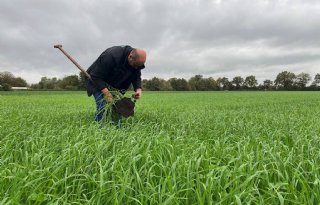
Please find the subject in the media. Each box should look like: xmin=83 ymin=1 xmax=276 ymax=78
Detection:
xmin=101 ymin=88 xmax=113 ymax=103
xmin=134 ymin=88 xmax=142 ymax=99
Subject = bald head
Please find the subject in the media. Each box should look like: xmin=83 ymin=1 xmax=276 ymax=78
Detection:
xmin=128 ymin=48 xmax=147 ymax=69
xmin=135 ymin=48 xmax=146 ymax=63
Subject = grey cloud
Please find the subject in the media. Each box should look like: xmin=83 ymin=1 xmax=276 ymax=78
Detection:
xmin=0 ymin=0 xmax=319 ymax=84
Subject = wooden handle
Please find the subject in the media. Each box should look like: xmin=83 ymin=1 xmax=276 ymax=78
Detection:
xmin=54 ymin=44 xmax=92 ymax=81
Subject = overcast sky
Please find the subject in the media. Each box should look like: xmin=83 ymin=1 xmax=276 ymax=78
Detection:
xmin=1 ymin=0 xmax=320 ymax=84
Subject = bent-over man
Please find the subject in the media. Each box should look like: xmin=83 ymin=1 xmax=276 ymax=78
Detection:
xmin=86 ymin=45 xmax=146 ymax=124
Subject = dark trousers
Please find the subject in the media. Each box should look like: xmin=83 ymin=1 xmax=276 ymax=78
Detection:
xmin=93 ymin=91 xmax=122 ymax=127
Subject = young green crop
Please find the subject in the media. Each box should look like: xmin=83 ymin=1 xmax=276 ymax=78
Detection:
xmin=0 ymin=91 xmax=320 ymax=204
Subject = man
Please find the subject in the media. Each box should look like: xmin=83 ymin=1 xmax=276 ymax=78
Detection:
xmin=86 ymin=45 xmax=146 ymax=123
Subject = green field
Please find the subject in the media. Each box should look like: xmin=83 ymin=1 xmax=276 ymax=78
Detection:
xmin=1 ymin=91 xmax=320 ymax=204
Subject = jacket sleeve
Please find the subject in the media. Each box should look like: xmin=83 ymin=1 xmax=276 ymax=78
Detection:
xmin=90 ymin=53 xmax=114 ymax=91
xmin=132 ymin=70 xmax=142 ymax=91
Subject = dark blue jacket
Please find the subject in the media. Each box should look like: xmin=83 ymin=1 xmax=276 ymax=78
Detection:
xmin=86 ymin=45 xmax=144 ymax=96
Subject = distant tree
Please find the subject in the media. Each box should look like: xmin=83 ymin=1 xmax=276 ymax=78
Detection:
xmin=232 ymin=76 xmax=244 ymax=90
xmin=312 ymin=73 xmax=320 ymax=86
xmin=144 ymin=77 xmax=161 ymax=91
xmin=59 ymin=75 xmax=80 ymax=90
xmin=14 ymin=77 xmax=28 ymax=87
xmin=51 ymin=77 xmax=60 ymax=89
xmin=262 ymin=79 xmax=274 ymax=90
xmin=144 ymin=77 xmax=171 ymax=91
xmin=44 ymin=78 xmax=55 ymax=89
xmin=216 ymin=77 xmax=231 ymax=90
xmin=189 ymin=75 xmax=207 ymax=91
xmin=0 ymin=71 xmax=15 ymax=85
xmin=30 ymin=83 xmax=41 ymax=89
xmin=142 ymin=79 xmax=149 ymax=90
xmin=275 ymin=71 xmax=296 ymax=90
xmin=38 ymin=77 xmax=46 ymax=89
xmin=0 ymin=71 xmax=28 ymax=87
xmin=244 ymin=75 xmax=258 ymax=89
xmin=162 ymin=79 xmax=172 ymax=91
xmin=203 ymin=77 xmax=218 ymax=90
xmin=37 ymin=77 xmax=60 ymax=89
xmin=0 ymin=83 xmax=12 ymax=91
xmin=295 ymin=72 xmax=311 ymax=88
xmin=216 ymin=77 xmax=223 ymax=90
xmin=78 ymin=72 xmax=87 ymax=90
xmin=169 ymin=78 xmax=190 ymax=91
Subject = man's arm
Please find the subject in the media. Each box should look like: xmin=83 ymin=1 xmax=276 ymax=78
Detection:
xmin=90 ymin=53 xmax=114 ymax=101
xmin=132 ymin=70 xmax=142 ymax=99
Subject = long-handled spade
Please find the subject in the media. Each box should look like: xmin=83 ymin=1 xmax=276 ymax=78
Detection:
xmin=54 ymin=45 xmax=92 ymax=81
xmin=53 ymin=44 xmax=136 ymax=118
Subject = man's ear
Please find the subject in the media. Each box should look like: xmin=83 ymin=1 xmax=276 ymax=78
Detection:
xmin=129 ymin=52 xmax=134 ymax=59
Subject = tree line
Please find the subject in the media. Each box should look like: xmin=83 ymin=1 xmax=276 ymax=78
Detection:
xmin=0 ymin=71 xmax=28 ymax=91
xmin=0 ymin=71 xmax=86 ymax=91
xmin=143 ymin=72 xmax=320 ymax=91
xmin=29 ymin=72 xmax=86 ymax=90
xmin=1 ymin=71 xmax=320 ymax=91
